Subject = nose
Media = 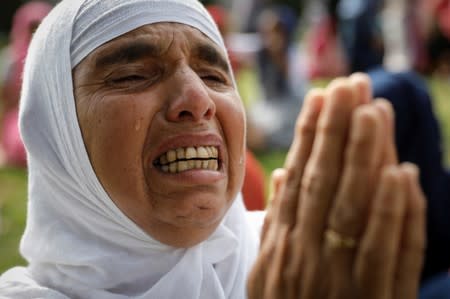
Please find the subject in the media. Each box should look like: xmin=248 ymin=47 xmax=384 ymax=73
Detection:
xmin=165 ymin=67 xmax=216 ymax=123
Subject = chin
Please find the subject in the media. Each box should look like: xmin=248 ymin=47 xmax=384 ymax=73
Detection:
xmin=173 ymin=197 xmax=231 ymax=228
xmin=148 ymin=193 xmax=236 ymax=247
xmin=154 ymin=214 xmax=225 ymax=248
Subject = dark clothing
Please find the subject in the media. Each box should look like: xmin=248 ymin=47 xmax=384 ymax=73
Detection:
xmin=420 ymin=272 xmax=450 ymax=299
xmin=370 ymin=67 xmax=450 ymax=282
xmin=334 ymin=0 xmax=384 ymax=72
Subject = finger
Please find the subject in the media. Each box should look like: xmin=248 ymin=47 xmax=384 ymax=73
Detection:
xmin=252 ymin=169 xmax=293 ymax=298
xmin=247 ymin=260 xmax=265 ymax=299
xmin=324 ymin=103 xmax=386 ymax=295
xmin=263 ymin=226 xmax=290 ymax=299
xmin=261 ymin=168 xmax=287 ymax=243
xmin=355 ymin=165 xmax=408 ymax=299
xmin=349 ymin=72 xmax=373 ymax=105
xmin=297 ymin=78 xmax=359 ymax=248
xmin=328 ymin=104 xmax=385 ymax=237
xmin=373 ymin=99 xmax=398 ymax=165
xmin=270 ymin=90 xmax=323 ymax=299
xmin=275 ymin=88 xmax=324 ymax=227
xmin=394 ymin=163 xmax=426 ymax=299
xmin=250 ymin=169 xmax=287 ymax=298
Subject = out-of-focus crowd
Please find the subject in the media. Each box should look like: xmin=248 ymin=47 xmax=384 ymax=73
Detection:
xmin=1 ymin=0 xmax=450 ymax=164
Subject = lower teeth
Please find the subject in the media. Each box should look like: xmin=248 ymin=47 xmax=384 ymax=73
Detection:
xmin=160 ymin=159 xmax=218 ymax=173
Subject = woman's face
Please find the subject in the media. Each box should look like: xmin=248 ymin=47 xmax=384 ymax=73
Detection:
xmin=73 ymin=23 xmax=246 ymax=247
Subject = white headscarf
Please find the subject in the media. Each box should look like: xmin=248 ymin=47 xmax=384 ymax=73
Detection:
xmin=0 ymin=0 xmax=262 ymax=298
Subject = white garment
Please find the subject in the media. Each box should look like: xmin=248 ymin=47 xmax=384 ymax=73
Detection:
xmin=0 ymin=0 xmax=263 ymax=298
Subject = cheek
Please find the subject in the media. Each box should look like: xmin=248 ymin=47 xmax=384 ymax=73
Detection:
xmin=83 ymin=99 xmax=141 ymax=159
xmin=77 ymin=94 xmax=156 ymax=199
xmin=216 ymin=94 xmax=246 ymax=193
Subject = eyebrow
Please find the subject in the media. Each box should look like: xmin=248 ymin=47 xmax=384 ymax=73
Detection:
xmin=95 ymin=41 xmax=163 ymax=67
xmin=194 ymin=43 xmax=230 ymax=74
xmin=95 ymin=39 xmax=231 ymax=74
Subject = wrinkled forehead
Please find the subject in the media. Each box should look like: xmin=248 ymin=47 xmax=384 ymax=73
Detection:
xmin=84 ymin=22 xmax=226 ymax=65
xmin=70 ymin=0 xmax=226 ymax=68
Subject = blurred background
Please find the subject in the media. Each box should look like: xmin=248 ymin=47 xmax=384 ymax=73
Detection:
xmin=0 ymin=0 xmax=449 ymax=282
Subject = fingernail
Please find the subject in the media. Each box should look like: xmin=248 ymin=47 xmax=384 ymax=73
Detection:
xmin=374 ymin=99 xmax=393 ymax=115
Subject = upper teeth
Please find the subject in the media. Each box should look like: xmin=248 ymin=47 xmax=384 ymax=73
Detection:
xmin=156 ymin=146 xmax=219 ymax=173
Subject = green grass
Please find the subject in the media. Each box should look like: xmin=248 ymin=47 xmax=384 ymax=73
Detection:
xmin=428 ymin=77 xmax=450 ymax=167
xmin=0 ymin=77 xmax=448 ymax=275
xmin=0 ymin=167 xmax=27 ymax=271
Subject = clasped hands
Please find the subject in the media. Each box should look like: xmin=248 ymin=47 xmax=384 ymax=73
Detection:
xmin=248 ymin=74 xmax=426 ymax=299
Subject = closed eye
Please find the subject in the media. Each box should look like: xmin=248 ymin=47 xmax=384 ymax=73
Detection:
xmin=202 ymin=75 xmax=224 ymax=82
xmin=110 ymin=75 xmax=146 ymax=84
xmin=105 ymin=70 xmax=161 ymax=92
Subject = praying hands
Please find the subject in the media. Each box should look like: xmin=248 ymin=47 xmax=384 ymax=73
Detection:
xmin=248 ymin=74 xmax=426 ymax=299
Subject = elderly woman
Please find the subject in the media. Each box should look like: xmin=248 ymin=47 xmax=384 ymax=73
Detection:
xmin=0 ymin=0 xmax=425 ymax=298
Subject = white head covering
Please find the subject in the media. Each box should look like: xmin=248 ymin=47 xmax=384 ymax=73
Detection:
xmin=0 ymin=0 xmax=262 ymax=298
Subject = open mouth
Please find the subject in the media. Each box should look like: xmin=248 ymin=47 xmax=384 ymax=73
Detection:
xmin=153 ymin=146 xmax=220 ymax=173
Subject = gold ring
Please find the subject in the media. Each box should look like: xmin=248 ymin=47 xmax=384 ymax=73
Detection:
xmin=325 ymin=228 xmax=357 ymax=249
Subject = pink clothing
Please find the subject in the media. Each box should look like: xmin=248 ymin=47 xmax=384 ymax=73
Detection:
xmin=3 ymin=1 xmax=53 ymax=108
xmin=437 ymin=0 xmax=450 ymax=39
xmin=1 ymin=1 xmax=52 ymax=167
xmin=305 ymin=16 xmax=348 ymax=79
xmin=11 ymin=1 xmax=53 ymax=67
xmin=1 ymin=110 xmax=26 ymax=167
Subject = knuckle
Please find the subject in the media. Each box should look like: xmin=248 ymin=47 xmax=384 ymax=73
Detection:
xmin=404 ymin=237 xmax=426 ymax=257
xmin=359 ymin=244 xmax=391 ymax=269
xmin=301 ymin=170 xmax=320 ymax=197
xmin=327 ymin=78 xmax=351 ymax=96
xmin=282 ymin=266 xmax=298 ymax=284
xmin=375 ymin=204 xmax=402 ymax=220
xmin=330 ymin=204 xmax=359 ymax=229
xmin=317 ymin=120 xmax=342 ymax=138
xmin=295 ymin=116 xmax=316 ymax=136
xmin=284 ymin=166 xmax=299 ymax=184
xmin=351 ymin=131 xmax=374 ymax=151
xmin=348 ymin=122 xmax=376 ymax=158
xmin=353 ymin=104 xmax=377 ymax=123
xmin=302 ymin=167 xmax=338 ymax=195
xmin=346 ymin=154 xmax=373 ymax=172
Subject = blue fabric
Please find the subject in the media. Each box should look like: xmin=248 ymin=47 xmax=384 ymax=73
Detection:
xmin=270 ymin=4 xmax=298 ymax=41
xmin=337 ymin=0 xmax=384 ymax=72
xmin=369 ymin=67 xmax=450 ymax=282
xmin=420 ymin=272 xmax=450 ymax=299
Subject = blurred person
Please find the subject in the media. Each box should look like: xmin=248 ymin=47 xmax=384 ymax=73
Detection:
xmin=404 ymin=0 xmax=431 ymax=73
xmin=425 ymin=0 xmax=450 ymax=78
xmin=380 ymin=0 xmax=415 ymax=71
xmin=246 ymin=4 xmax=308 ymax=151
xmin=334 ymin=0 xmax=385 ymax=73
xmin=384 ymin=0 xmax=450 ymax=75
xmin=369 ymin=68 xmax=450 ymax=281
xmin=427 ymin=29 xmax=450 ymax=78
xmin=228 ymin=0 xmax=266 ymax=33
xmin=0 ymin=1 xmax=53 ymax=167
xmin=0 ymin=0 xmax=426 ymax=298
xmin=205 ymin=4 xmax=239 ymax=71
xmin=305 ymin=0 xmax=384 ymax=77
xmin=436 ymin=0 xmax=450 ymax=40
xmin=304 ymin=1 xmax=349 ymax=79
